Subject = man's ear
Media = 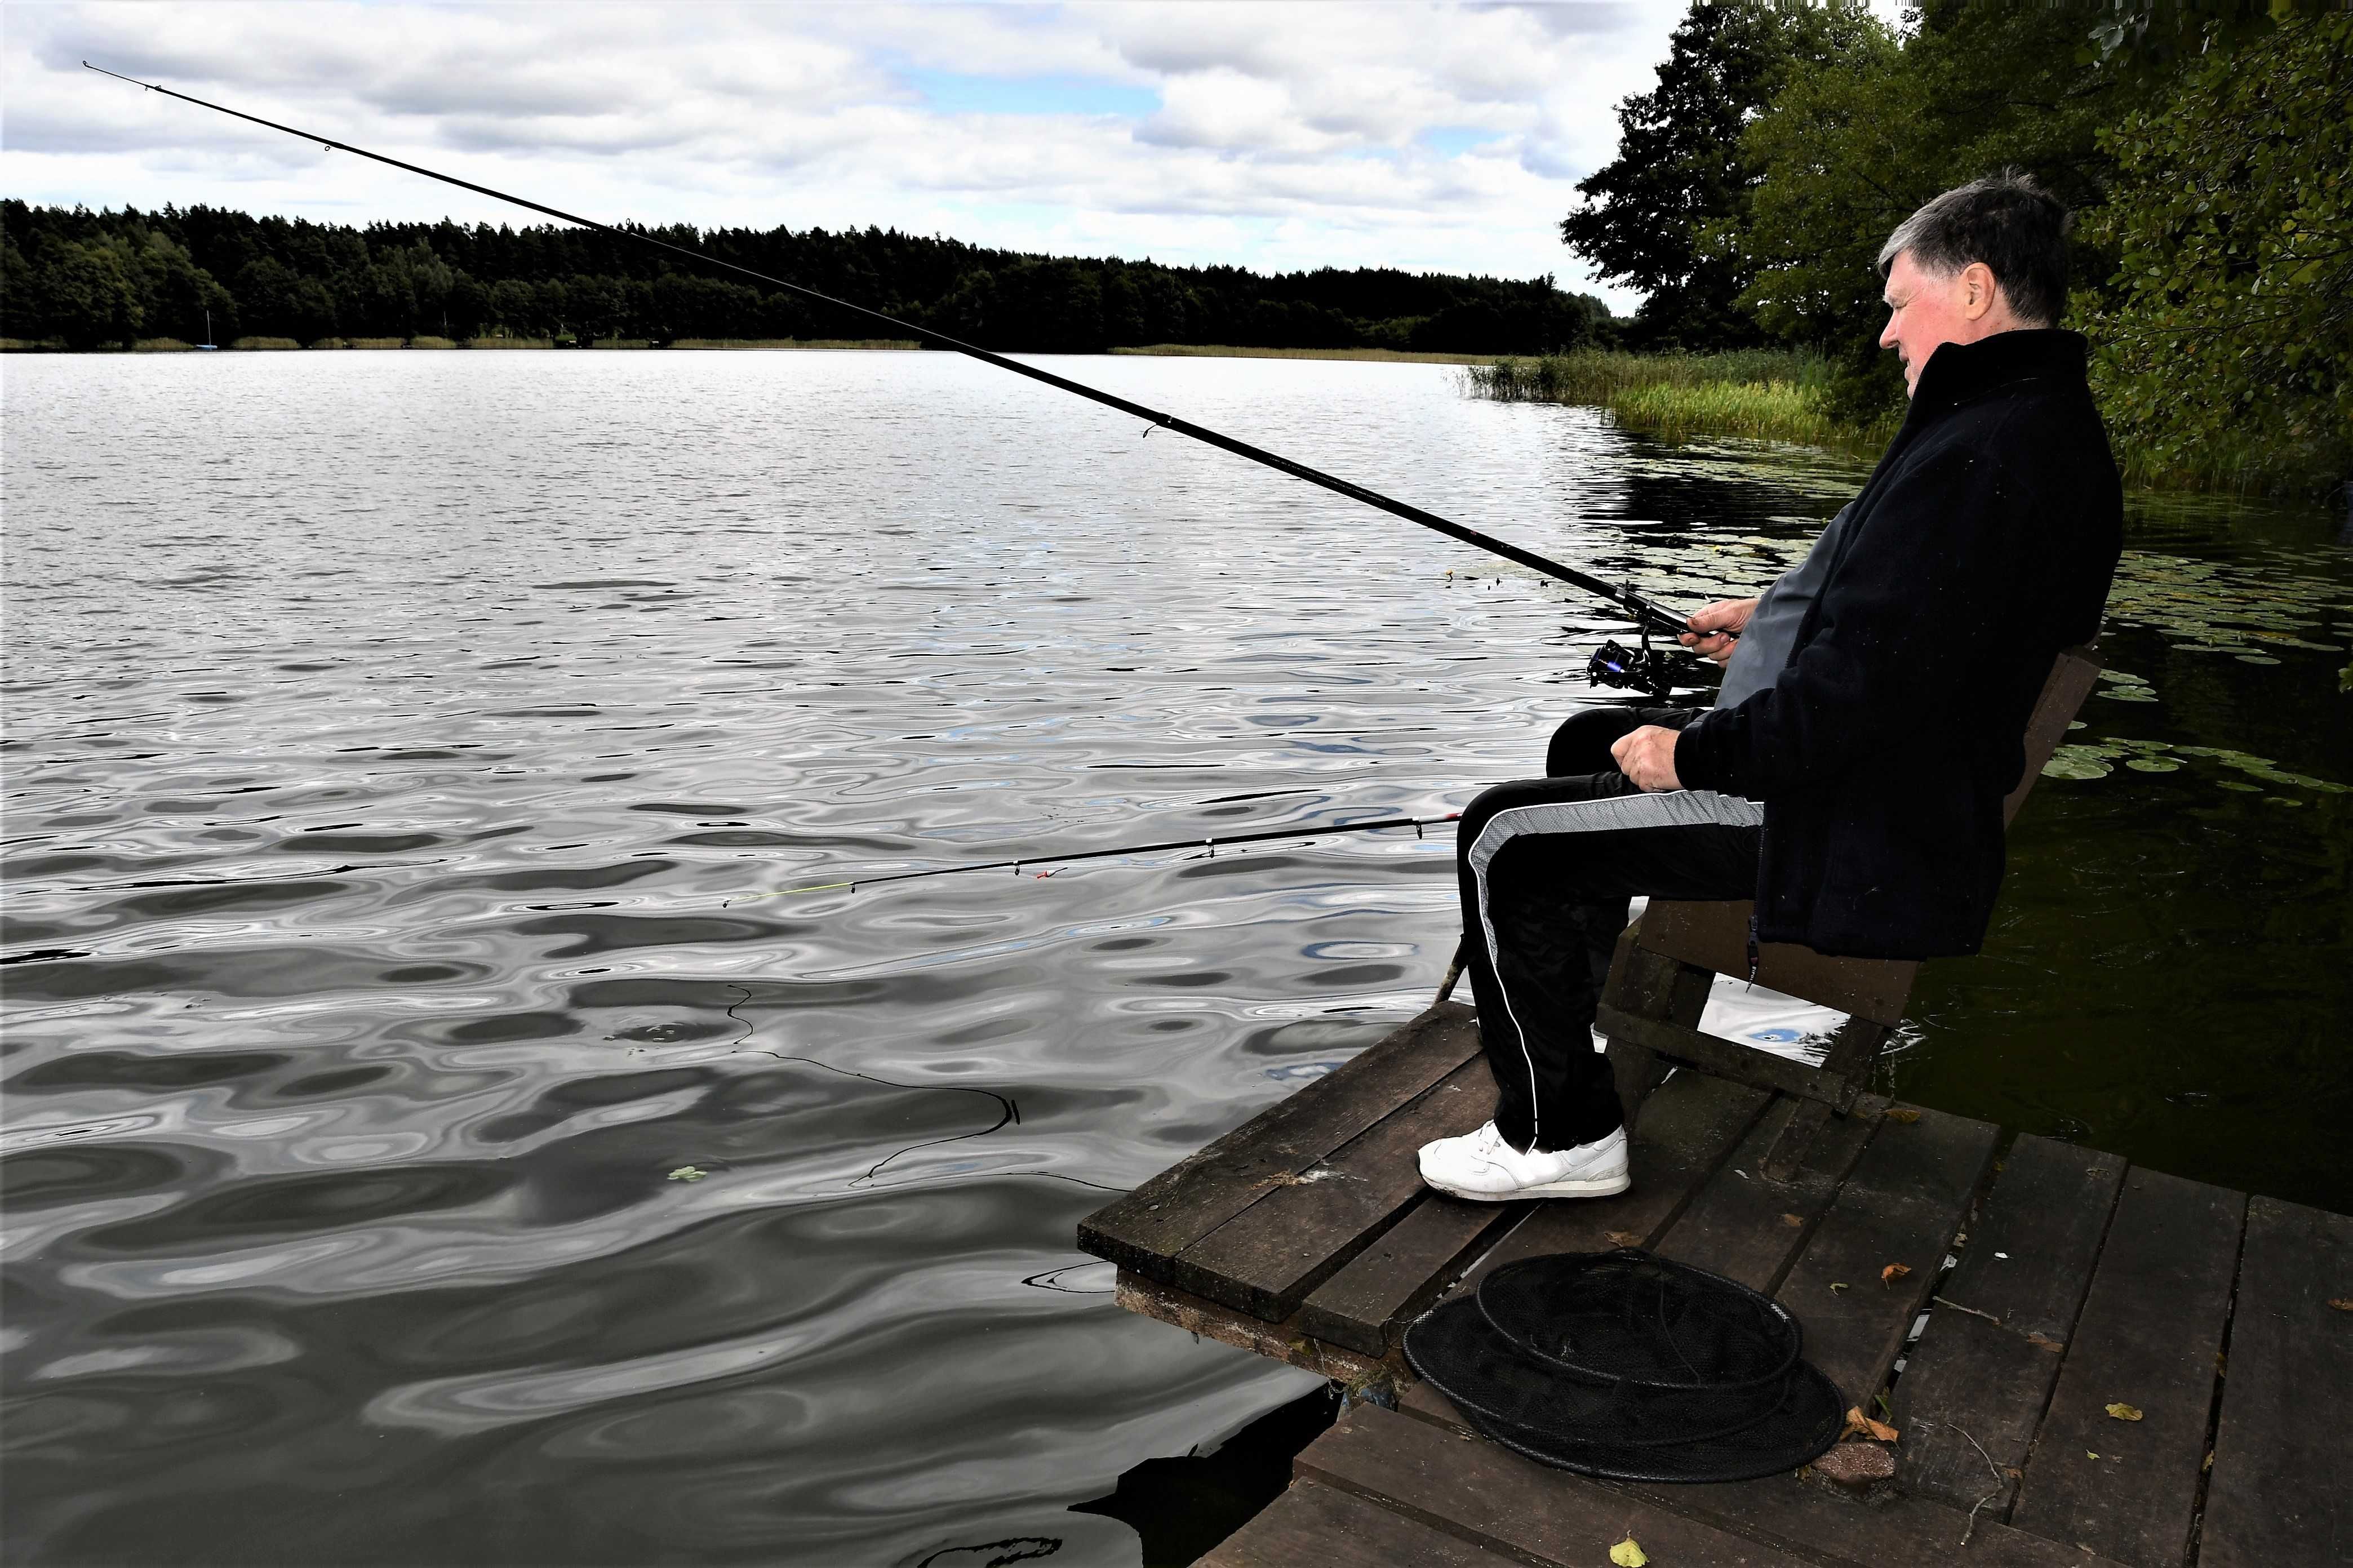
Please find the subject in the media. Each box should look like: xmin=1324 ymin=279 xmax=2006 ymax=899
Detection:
xmin=1960 ymin=261 xmax=2000 ymax=321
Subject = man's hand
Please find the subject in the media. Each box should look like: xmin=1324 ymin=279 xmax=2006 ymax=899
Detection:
xmin=1611 ymin=725 xmax=1684 ymax=792
xmin=1679 ymin=597 xmax=1757 ymax=667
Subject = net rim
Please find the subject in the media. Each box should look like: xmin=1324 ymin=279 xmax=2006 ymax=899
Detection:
xmin=1475 ymin=1246 xmax=1803 ymax=1392
xmin=1442 ymin=1361 xmax=1847 ymax=1485
xmin=1401 ymin=1299 xmax=1796 ymax=1451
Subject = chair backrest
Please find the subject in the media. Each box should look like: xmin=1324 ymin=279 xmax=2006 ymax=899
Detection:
xmin=1632 ymin=644 xmax=2102 ymax=1023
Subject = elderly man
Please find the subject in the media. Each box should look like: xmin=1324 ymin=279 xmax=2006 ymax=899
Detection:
xmin=1419 ymin=172 xmax=2123 ymax=1201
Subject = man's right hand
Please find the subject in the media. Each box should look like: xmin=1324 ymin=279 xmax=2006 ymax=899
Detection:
xmin=1680 ymin=598 xmax=1757 ymax=667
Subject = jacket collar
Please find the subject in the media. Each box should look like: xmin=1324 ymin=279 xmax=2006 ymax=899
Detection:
xmin=1908 ymin=328 xmax=2088 ymax=421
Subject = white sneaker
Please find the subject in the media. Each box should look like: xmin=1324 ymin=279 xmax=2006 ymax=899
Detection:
xmin=1417 ymin=1121 xmax=1631 ymax=1201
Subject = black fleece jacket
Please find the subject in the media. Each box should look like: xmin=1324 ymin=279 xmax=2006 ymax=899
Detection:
xmin=1673 ymin=329 xmax=2122 ymax=959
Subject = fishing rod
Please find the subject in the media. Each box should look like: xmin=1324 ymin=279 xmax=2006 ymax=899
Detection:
xmin=728 ymin=812 xmax=1459 ymax=902
xmin=85 ymin=61 xmax=1724 ymax=681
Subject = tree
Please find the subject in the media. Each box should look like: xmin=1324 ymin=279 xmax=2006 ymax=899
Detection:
xmin=1730 ymin=0 xmax=2168 ymax=418
xmin=37 ymin=240 xmax=144 ymax=348
xmin=1560 ymin=0 xmax=1881 ymax=350
xmin=2078 ymin=10 xmax=2352 ymax=492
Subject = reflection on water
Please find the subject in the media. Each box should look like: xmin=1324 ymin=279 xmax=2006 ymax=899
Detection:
xmin=3 ymin=352 xmax=2347 ymax=1565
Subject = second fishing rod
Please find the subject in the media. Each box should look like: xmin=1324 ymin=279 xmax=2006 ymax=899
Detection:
xmin=86 ymin=63 xmax=1725 ymax=692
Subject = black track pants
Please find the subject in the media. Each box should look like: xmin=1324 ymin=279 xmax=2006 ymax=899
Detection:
xmin=1457 ymin=707 xmax=1761 ymax=1153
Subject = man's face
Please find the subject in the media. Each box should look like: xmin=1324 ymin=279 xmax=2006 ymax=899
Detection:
xmin=1878 ymin=250 xmax=2009 ymax=397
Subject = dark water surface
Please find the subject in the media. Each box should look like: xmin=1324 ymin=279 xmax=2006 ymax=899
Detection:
xmin=3 ymin=351 xmax=2347 ymax=1566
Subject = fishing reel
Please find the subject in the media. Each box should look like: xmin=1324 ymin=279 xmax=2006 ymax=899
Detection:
xmin=1586 ymin=628 xmax=1686 ymax=696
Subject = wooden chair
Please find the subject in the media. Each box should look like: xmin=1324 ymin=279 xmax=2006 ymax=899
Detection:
xmin=1597 ymin=646 xmax=2102 ymax=1178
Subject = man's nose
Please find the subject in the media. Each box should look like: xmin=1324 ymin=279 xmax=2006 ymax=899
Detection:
xmin=1878 ymin=316 xmax=1899 ymax=349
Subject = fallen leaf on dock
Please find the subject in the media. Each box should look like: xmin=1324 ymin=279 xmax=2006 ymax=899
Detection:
xmin=1881 ymin=1263 xmax=1912 ymax=1286
xmin=2105 ymin=1403 xmax=2144 ymax=1422
xmin=667 ymin=1166 xmax=708 ymax=1182
xmin=1841 ymin=1406 xmax=1899 ymax=1442
xmin=1609 ymin=1538 xmax=1649 ymax=1567
xmin=2027 ymin=1331 xmax=2065 ymax=1351
xmin=1830 ymin=1282 xmax=1850 ymax=1292
xmin=1782 ymin=1212 xmax=1804 ymax=1228
xmin=1606 ymin=1230 xmax=1644 ymax=1248
xmin=1883 ymin=1108 xmax=1922 ymax=1124
xmin=2329 ymin=1298 xmax=2352 ymax=1312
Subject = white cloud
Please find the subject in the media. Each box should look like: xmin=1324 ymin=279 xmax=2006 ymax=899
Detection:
xmin=2 ymin=1 xmax=1688 ymax=310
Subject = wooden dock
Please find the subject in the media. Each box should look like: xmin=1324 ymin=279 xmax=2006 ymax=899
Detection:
xmin=1077 ymin=1002 xmax=2351 ymax=1568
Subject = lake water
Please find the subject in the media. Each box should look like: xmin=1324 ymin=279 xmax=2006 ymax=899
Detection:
xmin=3 ymin=350 xmax=2347 ymax=1567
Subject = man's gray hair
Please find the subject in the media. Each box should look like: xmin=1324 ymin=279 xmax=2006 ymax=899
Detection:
xmin=1876 ymin=172 xmax=2072 ymax=327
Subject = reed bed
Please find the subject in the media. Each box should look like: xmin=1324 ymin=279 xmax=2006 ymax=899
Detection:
xmin=1466 ymin=349 xmax=1899 ymax=452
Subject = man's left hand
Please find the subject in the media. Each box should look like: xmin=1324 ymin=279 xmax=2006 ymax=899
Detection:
xmin=1611 ymin=725 xmax=1684 ymax=792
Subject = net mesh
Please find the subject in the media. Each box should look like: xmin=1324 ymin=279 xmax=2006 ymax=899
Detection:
xmin=1402 ymin=1247 xmax=1846 ymax=1485
xmin=1477 ymin=1249 xmax=1800 ymax=1391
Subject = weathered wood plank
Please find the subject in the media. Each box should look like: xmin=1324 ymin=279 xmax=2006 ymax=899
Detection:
xmin=1300 ymin=1405 xmax=1813 ymax=1568
xmin=1757 ymin=1021 xmax=1889 ymax=1180
xmin=1170 ymin=1056 xmax=1496 ymax=1321
xmin=1294 ymin=1193 xmax=1526 ymax=1357
xmin=2191 ymin=1196 xmax=2352 ymax=1568
xmin=1079 ymin=1003 xmax=1479 ymax=1276
xmin=1625 ymin=1469 xmax=2136 ymax=1568
xmin=1892 ymin=1135 xmax=2128 ymax=1512
xmin=1772 ymin=1104 xmax=1999 ymax=1409
xmin=2010 ymin=1166 xmax=2245 ymax=1568
xmin=1653 ymin=1092 xmax=1886 ymax=1294
xmin=1374 ymin=1393 xmax=2127 ymax=1563
xmin=1198 ymin=1478 xmax=1512 ymax=1568
xmin=1112 ymin=1270 xmax=1391 ymax=1385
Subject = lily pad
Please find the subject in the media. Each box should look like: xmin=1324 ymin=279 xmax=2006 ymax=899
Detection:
xmin=2125 ymin=758 xmax=2182 ymax=772
xmin=2043 ymin=747 xmax=2115 ymax=780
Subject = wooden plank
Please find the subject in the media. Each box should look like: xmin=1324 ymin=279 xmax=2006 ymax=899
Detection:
xmin=1112 ymin=1270 xmax=1389 ymax=1386
xmin=1170 ymin=1056 xmax=1497 ymax=1321
xmin=1397 ymin=1072 xmax=1770 ymax=1424
xmin=2003 ymin=646 xmax=2101 ymax=824
xmin=1772 ymin=1103 xmax=1999 ymax=1409
xmin=1652 ymin=1092 xmax=1885 ymax=1294
xmin=1339 ymin=1402 xmax=2129 ymax=1568
xmin=2010 ymin=1166 xmax=2245 ymax=1568
xmin=1758 ymin=1021 xmax=1890 ymax=1180
xmin=1079 ymin=1003 xmax=1479 ymax=1276
xmin=2190 ymin=1196 xmax=2352 ymax=1568
xmin=1198 ymin=1478 xmax=1512 ymax=1568
xmin=1596 ymin=1003 xmax=1862 ymax=1108
xmin=1300 ymin=1405 xmax=1813 ymax=1568
xmin=1294 ymin=1194 xmax=1525 ymax=1357
xmin=1635 ymin=899 xmax=1916 ymax=1027
xmin=1893 ymin=1135 xmax=2129 ymax=1512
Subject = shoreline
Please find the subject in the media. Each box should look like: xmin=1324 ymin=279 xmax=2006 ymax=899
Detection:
xmin=8 ymin=338 xmax=1520 ymax=363
xmin=0 ymin=336 xmax=924 ymax=353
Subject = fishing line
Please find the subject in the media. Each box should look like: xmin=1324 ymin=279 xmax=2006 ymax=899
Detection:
xmin=85 ymin=61 xmax=1725 ymax=659
xmin=725 ymin=811 xmax=1460 ymax=903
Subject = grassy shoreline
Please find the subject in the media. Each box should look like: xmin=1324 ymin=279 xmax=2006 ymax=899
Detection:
xmin=1466 ymin=349 xmax=1896 ymax=456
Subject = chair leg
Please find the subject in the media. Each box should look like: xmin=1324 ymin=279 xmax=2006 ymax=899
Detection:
xmin=1433 ymin=937 xmax=1467 ymax=1006
xmin=1760 ymin=1017 xmax=1892 ymax=1181
xmin=1602 ymin=931 xmax=1712 ymax=1133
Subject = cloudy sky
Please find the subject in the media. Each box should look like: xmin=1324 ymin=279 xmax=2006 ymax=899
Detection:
xmin=8 ymin=2 xmax=1790 ymax=313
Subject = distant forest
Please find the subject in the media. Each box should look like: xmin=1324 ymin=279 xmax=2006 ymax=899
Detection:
xmin=0 ymin=200 xmax=1617 ymax=354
